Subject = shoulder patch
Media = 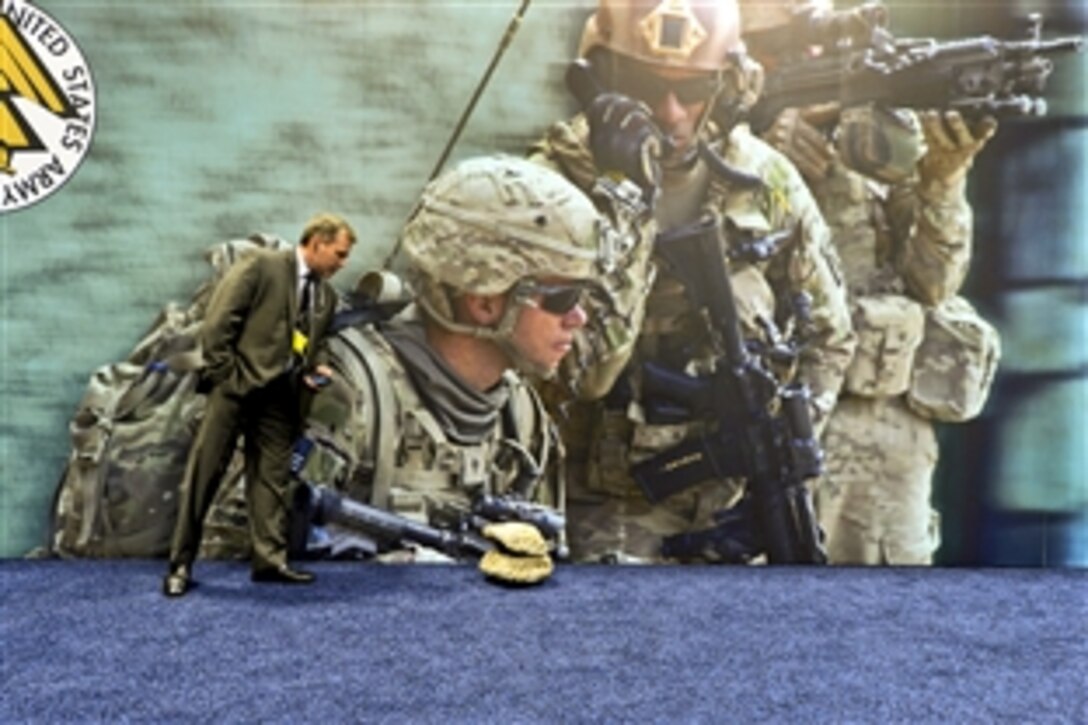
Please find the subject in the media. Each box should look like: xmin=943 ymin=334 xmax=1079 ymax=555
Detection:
xmin=759 ymin=159 xmax=795 ymax=223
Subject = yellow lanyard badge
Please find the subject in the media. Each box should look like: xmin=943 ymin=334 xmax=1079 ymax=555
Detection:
xmin=292 ymin=329 xmax=310 ymax=357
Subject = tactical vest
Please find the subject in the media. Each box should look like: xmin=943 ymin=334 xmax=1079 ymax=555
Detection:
xmin=298 ymin=320 xmax=561 ymax=524
xmin=812 ymin=162 xmax=999 ymax=421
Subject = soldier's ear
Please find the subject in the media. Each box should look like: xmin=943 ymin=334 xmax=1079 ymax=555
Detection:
xmin=460 ymin=292 xmax=507 ymax=326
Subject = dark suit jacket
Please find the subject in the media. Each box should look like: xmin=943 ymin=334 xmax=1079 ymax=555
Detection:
xmin=199 ymin=248 xmax=336 ymax=396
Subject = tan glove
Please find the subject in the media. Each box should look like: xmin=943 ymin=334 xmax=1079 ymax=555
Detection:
xmin=477 ymin=522 xmax=554 ymax=586
xmin=916 ymin=110 xmax=998 ymax=189
xmin=761 ymin=104 xmax=838 ymax=182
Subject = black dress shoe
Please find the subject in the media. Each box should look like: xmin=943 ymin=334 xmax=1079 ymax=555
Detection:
xmin=163 ymin=565 xmax=192 ymax=597
xmin=251 ymin=564 xmax=315 ymax=585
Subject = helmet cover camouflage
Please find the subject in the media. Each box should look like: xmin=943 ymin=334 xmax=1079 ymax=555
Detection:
xmin=579 ymin=0 xmax=746 ymax=72
xmin=399 ymin=155 xmax=603 ymax=302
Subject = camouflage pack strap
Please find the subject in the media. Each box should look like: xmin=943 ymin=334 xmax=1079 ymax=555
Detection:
xmin=65 ymin=299 xmax=198 ymax=549
xmin=500 ymin=378 xmax=552 ymax=500
xmin=110 ymin=354 xmax=198 ymax=423
xmin=335 ymin=325 xmax=398 ymax=508
xmin=68 ymin=365 xmax=135 ymax=550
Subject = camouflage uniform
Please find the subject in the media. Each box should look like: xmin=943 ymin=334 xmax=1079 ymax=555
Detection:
xmin=736 ymin=0 xmax=1002 ymax=567
xmin=532 ymin=119 xmax=855 ymax=562
xmin=296 ymin=315 xmax=562 ymax=560
xmin=800 ymin=108 xmax=1000 ymax=565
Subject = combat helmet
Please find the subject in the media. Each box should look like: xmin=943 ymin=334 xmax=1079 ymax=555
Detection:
xmin=579 ymin=0 xmax=746 ymax=72
xmin=399 ymin=155 xmax=604 ymax=344
xmin=578 ymin=1 xmax=763 ymax=147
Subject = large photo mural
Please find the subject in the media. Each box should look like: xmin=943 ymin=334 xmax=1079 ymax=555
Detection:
xmin=1 ymin=0 xmax=1084 ymax=568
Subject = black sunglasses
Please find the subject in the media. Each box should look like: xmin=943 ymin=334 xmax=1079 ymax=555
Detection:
xmin=523 ymin=282 xmax=587 ymax=316
xmin=609 ymin=63 xmax=720 ymax=107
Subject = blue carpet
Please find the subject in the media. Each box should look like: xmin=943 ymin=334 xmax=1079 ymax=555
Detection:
xmin=1 ymin=560 xmax=1085 ymax=723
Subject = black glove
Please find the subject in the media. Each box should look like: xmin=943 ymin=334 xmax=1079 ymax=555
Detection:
xmin=585 ymin=92 xmax=665 ymax=200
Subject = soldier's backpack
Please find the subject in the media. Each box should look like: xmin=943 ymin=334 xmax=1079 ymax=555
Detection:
xmin=45 ymin=234 xmax=292 ymax=558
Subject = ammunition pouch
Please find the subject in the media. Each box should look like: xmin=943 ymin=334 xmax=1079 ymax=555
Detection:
xmin=587 ymin=406 xmax=638 ymax=499
xmin=843 ymin=293 xmax=926 ymax=398
xmin=586 ymin=405 xmax=699 ymax=500
xmin=907 ymin=296 xmax=1000 ymax=422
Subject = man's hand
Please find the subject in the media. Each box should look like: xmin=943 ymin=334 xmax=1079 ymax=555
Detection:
xmin=586 ymin=92 xmax=665 ymax=200
xmin=761 ymin=105 xmax=837 ymax=181
xmin=916 ymin=110 xmax=998 ymax=188
xmin=303 ymin=364 xmax=334 ymax=390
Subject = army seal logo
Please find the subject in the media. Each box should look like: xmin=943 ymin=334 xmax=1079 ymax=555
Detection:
xmin=1 ymin=0 xmax=95 ymax=213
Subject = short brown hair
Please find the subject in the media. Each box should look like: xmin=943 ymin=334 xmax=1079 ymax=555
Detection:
xmin=299 ymin=212 xmax=356 ymax=247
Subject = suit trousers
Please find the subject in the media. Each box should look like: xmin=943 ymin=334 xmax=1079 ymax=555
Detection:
xmin=170 ymin=374 xmax=300 ymax=571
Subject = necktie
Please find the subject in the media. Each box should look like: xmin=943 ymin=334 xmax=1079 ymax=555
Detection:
xmin=298 ymin=272 xmax=317 ymax=322
xmin=290 ymin=272 xmax=319 ymax=371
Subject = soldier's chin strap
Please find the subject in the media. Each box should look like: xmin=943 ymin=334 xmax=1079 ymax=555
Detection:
xmin=415 ymin=279 xmax=560 ymax=381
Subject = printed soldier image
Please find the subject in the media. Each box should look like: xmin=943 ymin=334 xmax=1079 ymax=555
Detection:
xmin=740 ymin=0 xmax=1003 ymax=565
xmin=3 ymin=3 xmax=1085 ymax=719
xmin=16 ymin=2 xmax=1086 ymax=577
xmin=283 ymin=155 xmax=622 ymax=584
xmin=530 ymin=0 xmax=856 ymax=563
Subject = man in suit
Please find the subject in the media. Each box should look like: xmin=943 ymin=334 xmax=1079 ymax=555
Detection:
xmin=163 ymin=213 xmax=356 ymax=596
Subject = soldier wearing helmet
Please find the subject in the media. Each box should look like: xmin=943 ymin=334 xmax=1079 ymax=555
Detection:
xmin=739 ymin=0 xmax=1001 ymax=565
xmin=240 ymin=155 xmax=616 ymax=568
xmin=398 ymin=155 xmax=607 ymax=382
xmin=530 ymin=0 xmax=856 ymax=563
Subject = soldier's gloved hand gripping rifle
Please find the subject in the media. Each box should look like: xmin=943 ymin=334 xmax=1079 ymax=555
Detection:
xmin=630 ymin=214 xmax=827 ymax=565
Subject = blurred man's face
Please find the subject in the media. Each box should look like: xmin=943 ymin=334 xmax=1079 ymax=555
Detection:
xmin=306 ymin=229 xmax=354 ymax=280
xmin=646 ymin=68 xmax=712 ymax=163
xmin=608 ymin=56 xmax=719 ymax=164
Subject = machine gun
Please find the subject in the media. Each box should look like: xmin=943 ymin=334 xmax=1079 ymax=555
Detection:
xmin=291 ymin=482 xmax=492 ymax=560
xmin=288 ymin=477 xmax=566 ymax=563
xmin=745 ymin=12 xmax=1084 ymax=133
xmin=289 ymin=482 xmax=565 ymax=585
xmin=290 ymin=482 xmax=566 ymax=561
xmin=630 ymin=215 xmax=826 ymax=565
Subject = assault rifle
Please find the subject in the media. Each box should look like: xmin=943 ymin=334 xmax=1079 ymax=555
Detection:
xmin=288 ymin=480 xmax=566 ymax=562
xmin=745 ymin=12 xmax=1084 ymax=133
xmin=630 ymin=215 xmax=826 ymax=564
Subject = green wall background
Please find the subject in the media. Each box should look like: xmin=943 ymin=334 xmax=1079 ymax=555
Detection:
xmin=1 ymin=1 xmax=1084 ymax=562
